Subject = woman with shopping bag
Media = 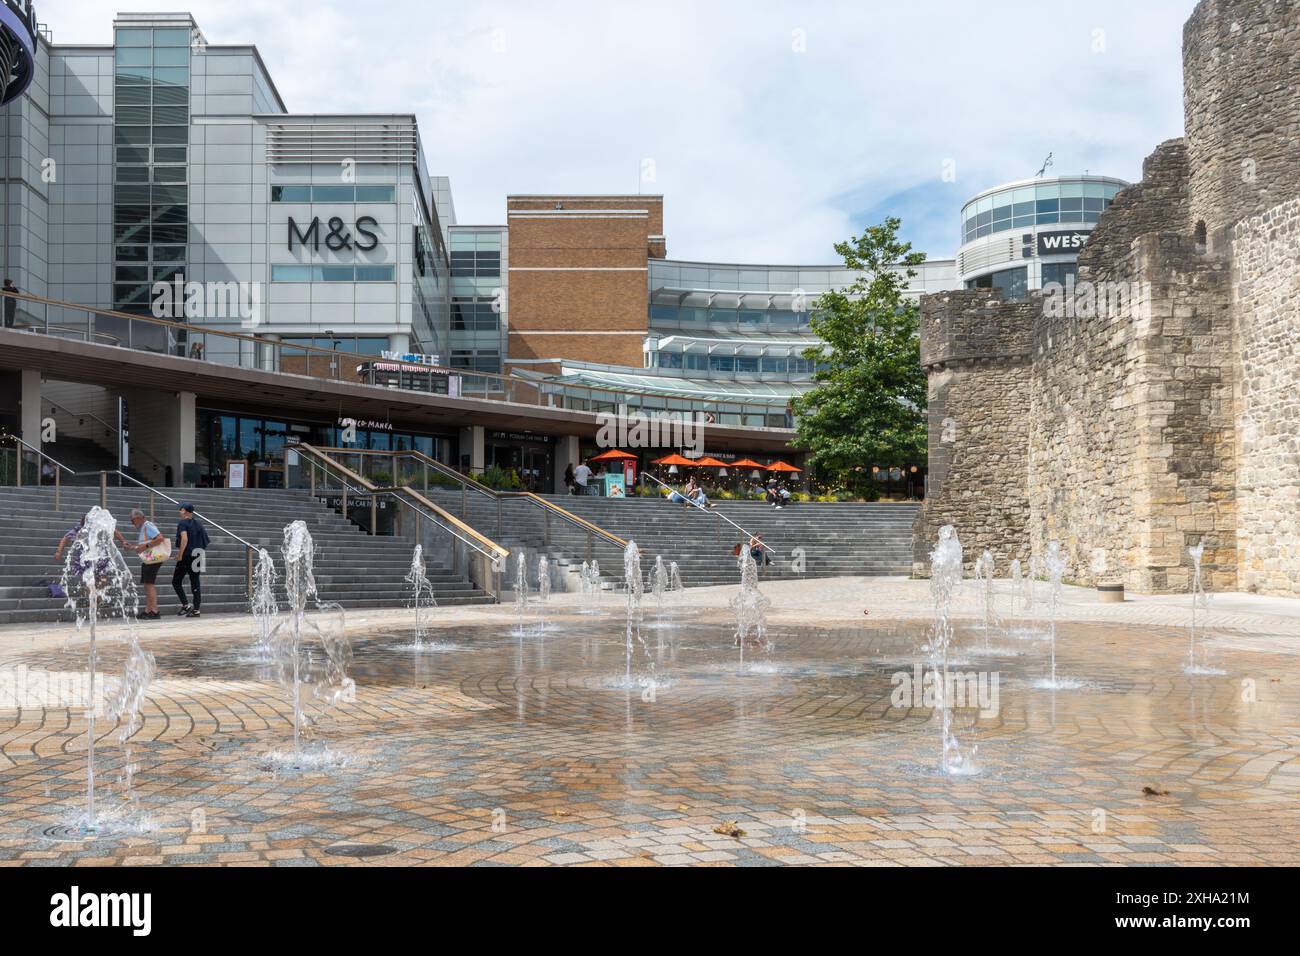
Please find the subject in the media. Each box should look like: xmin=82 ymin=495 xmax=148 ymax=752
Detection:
xmin=116 ymin=508 xmax=170 ymax=620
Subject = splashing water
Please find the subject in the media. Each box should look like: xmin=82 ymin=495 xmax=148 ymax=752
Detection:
xmin=405 ymin=544 xmax=437 ymax=645
xmin=264 ymin=520 xmax=353 ymax=764
xmin=928 ymin=525 xmax=974 ymax=775
xmin=976 ymin=550 xmax=1002 ymax=638
xmin=1185 ymin=541 xmax=1224 ymax=675
xmin=623 ymin=541 xmax=651 ymax=690
xmin=252 ymin=548 xmax=278 ymax=657
xmin=651 ymin=555 xmax=669 ymax=620
xmin=58 ymin=507 xmax=156 ymax=832
xmin=1041 ymin=541 xmax=1069 ymax=688
xmin=669 ymin=561 xmax=684 ymax=599
xmin=537 ymin=554 xmax=550 ymax=632
xmin=513 ymin=551 xmax=530 ymax=636
xmin=729 ymin=548 xmax=771 ymax=670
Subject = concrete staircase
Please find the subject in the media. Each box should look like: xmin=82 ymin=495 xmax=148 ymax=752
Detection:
xmin=422 ymin=487 xmax=917 ymax=591
xmin=0 ymin=486 xmax=494 ymax=624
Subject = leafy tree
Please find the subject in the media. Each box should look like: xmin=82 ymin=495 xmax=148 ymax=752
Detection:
xmin=791 ymin=218 xmax=928 ymax=486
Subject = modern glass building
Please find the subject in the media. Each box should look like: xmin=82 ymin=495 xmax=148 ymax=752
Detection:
xmin=957 ymin=175 xmax=1127 ymax=297
xmin=22 ymin=12 xmax=449 ymax=360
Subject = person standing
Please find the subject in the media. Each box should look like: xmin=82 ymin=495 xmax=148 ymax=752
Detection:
xmin=573 ymin=459 xmax=592 ymax=495
xmin=563 ymin=462 xmax=576 ymax=495
xmin=172 ymin=502 xmax=209 ymax=617
xmin=117 ymin=509 xmax=167 ymax=619
xmin=2 ymin=278 xmax=18 ymax=329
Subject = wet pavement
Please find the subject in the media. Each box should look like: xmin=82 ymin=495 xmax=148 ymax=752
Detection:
xmin=1 ymin=603 xmax=1298 ymax=866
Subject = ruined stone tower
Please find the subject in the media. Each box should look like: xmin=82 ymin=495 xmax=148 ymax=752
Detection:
xmin=914 ymin=0 xmax=1300 ymax=596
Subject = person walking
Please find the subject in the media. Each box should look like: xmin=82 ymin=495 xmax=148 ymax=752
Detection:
xmin=116 ymin=509 xmax=168 ymax=619
xmin=172 ymin=502 xmax=209 ymax=617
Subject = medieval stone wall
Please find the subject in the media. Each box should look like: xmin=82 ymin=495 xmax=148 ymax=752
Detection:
xmin=1233 ymin=196 xmax=1300 ymax=594
xmin=912 ymin=291 xmax=1035 ymax=574
xmin=1184 ymin=0 xmax=1300 ymax=253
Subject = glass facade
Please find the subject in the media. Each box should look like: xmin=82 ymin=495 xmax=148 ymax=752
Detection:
xmin=961 ymin=181 xmax=1122 ymax=244
xmin=964 ymin=266 xmax=1028 ymax=299
xmin=449 ymin=227 xmax=503 ymax=372
xmin=112 ymin=24 xmax=191 ymax=315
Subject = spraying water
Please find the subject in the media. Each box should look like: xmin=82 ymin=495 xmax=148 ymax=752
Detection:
xmin=251 ymin=548 xmax=278 ymax=658
xmin=669 ymin=561 xmax=684 ymax=599
xmin=537 ymin=554 xmax=550 ymax=632
xmin=513 ymin=551 xmax=529 ymax=636
xmin=1042 ymin=541 xmax=1068 ymax=687
xmin=928 ymin=524 xmax=972 ymax=775
xmin=265 ymin=521 xmax=354 ymax=762
xmin=976 ymin=550 xmax=1002 ymax=637
xmin=58 ymin=507 xmax=156 ymax=831
xmin=623 ymin=541 xmax=645 ymax=689
xmin=1185 ymin=541 xmax=1224 ymax=675
xmin=729 ymin=548 xmax=771 ymax=670
xmin=405 ymin=544 xmax=436 ymax=645
xmin=652 ymin=555 xmax=668 ymax=615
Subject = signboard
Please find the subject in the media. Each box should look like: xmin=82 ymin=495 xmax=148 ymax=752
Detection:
xmin=380 ymin=350 xmax=442 ymax=366
xmin=604 ymin=473 xmax=626 ymax=498
xmin=1036 ymin=230 xmax=1090 ymax=256
xmin=227 ymin=460 xmax=247 ymax=489
xmin=623 ymin=460 xmax=637 ymax=487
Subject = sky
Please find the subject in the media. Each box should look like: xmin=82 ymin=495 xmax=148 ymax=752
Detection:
xmin=44 ymin=0 xmax=1199 ymax=263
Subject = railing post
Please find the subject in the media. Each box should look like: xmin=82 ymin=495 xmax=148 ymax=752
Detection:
xmin=99 ymin=471 xmax=107 ymax=508
xmin=370 ymin=495 xmax=377 ymax=535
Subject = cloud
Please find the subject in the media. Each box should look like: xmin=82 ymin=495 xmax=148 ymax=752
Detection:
xmin=44 ymin=0 xmax=1196 ymax=262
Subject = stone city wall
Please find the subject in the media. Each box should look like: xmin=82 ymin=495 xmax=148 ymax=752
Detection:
xmin=1232 ymin=196 xmax=1300 ymax=595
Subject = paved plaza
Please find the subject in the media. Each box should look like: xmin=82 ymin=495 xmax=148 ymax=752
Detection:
xmin=0 ymin=577 xmax=1297 ymax=866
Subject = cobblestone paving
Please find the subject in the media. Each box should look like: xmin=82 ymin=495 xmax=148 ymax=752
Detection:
xmin=1 ymin=596 xmax=1297 ymax=866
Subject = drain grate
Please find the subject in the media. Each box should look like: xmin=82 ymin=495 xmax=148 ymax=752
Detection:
xmin=37 ymin=824 xmax=88 ymax=842
xmin=324 ymin=842 xmax=397 ymax=858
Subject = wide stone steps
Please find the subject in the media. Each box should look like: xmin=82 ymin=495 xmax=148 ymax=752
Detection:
xmin=0 ymin=487 xmax=495 ymax=623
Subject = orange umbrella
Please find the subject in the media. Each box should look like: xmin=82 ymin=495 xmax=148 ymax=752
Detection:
xmin=765 ymin=460 xmax=802 ymax=472
xmin=689 ymin=456 xmax=728 ymax=467
xmin=729 ymin=458 xmax=766 ymax=469
xmin=590 ymin=448 xmax=638 ymax=462
xmin=652 ymin=453 xmax=697 ymax=466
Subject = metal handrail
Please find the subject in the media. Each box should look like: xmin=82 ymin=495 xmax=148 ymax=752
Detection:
xmin=42 ymin=397 xmax=170 ymax=476
xmin=639 ymin=470 xmax=783 ymax=558
xmin=311 ymin=445 xmax=628 ymax=550
xmin=1 ymin=288 xmax=792 ymax=416
xmin=295 ymin=444 xmax=509 ymax=565
xmin=1 ymin=433 xmax=261 ymax=593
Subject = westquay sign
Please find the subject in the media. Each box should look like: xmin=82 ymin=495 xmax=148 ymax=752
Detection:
xmin=1036 ymin=230 xmax=1090 ymax=256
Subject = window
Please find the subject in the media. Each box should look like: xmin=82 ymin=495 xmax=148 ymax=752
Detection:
xmin=270 ymin=184 xmax=396 ymax=202
xmin=450 ymin=250 xmax=501 ymax=278
xmin=271 ymin=265 xmax=395 ymax=282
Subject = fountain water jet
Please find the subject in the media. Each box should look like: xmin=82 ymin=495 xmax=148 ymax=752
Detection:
xmin=404 ymin=544 xmax=437 ymax=645
xmin=513 ymin=551 xmax=529 ymax=636
xmin=1185 ymin=541 xmax=1225 ymax=675
xmin=58 ymin=507 xmax=156 ymax=832
xmin=537 ymin=554 xmax=550 ymax=632
xmin=251 ymin=548 xmax=278 ymax=658
xmin=264 ymin=520 xmax=354 ymax=767
xmin=928 ymin=524 xmax=974 ymax=775
xmin=623 ymin=541 xmax=651 ymax=690
xmin=730 ymin=548 xmax=771 ymax=670
xmin=1033 ymin=541 xmax=1081 ymax=689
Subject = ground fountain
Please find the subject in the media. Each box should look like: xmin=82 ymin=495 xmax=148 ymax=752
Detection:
xmin=513 ymin=551 xmax=529 ymax=636
xmin=578 ymin=559 xmax=602 ymax=614
xmin=537 ymin=554 xmax=550 ymax=632
xmin=404 ymin=544 xmax=437 ymax=646
xmin=976 ymin=550 xmax=1002 ymax=638
xmin=1185 ymin=541 xmax=1225 ymax=675
xmin=264 ymin=520 xmax=354 ymax=770
xmin=1034 ymin=541 xmax=1080 ymax=689
xmin=928 ymin=524 xmax=975 ymax=775
xmin=729 ymin=548 xmax=771 ymax=671
xmin=58 ymin=506 xmax=157 ymax=832
xmin=251 ymin=548 xmax=278 ymax=658
xmin=669 ymin=561 xmax=684 ymax=600
xmin=622 ymin=541 xmax=652 ymax=691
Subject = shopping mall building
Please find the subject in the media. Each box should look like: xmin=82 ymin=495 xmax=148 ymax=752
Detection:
xmin=0 ymin=8 xmax=1125 ymax=493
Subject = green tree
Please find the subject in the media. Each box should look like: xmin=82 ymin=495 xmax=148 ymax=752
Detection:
xmin=791 ymin=218 xmax=927 ymax=486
